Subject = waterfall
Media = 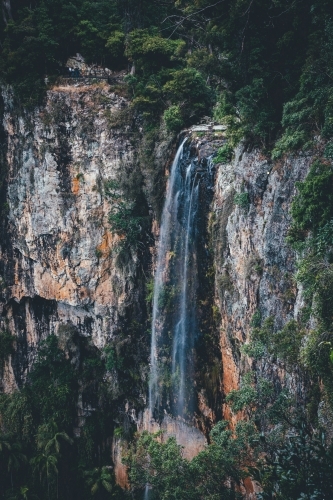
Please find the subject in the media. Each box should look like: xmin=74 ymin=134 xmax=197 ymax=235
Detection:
xmin=148 ymin=138 xmax=204 ymax=421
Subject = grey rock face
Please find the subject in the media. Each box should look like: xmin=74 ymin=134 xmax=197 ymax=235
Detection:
xmin=0 ymin=84 xmax=143 ymax=390
xmin=210 ymin=142 xmax=311 ymax=418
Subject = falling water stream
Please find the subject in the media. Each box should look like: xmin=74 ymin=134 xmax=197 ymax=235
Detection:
xmin=148 ymin=138 xmax=207 ymax=420
xmin=144 ymin=138 xmax=213 ymax=499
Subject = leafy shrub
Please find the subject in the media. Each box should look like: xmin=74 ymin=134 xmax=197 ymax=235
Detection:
xmin=75 ymin=20 xmax=102 ymax=61
xmin=217 ymin=272 xmax=234 ymax=293
xmin=105 ymin=177 xmax=150 ymax=260
xmin=250 ymin=310 xmax=262 ymax=328
xmin=272 ymin=130 xmax=308 ymax=159
xmin=245 ymin=256 xmax=264 ymax=278
xmin=226 ymin=374 xmax=258 ymax=414
xmin=242 ymin=317 xmax=274 ymax=361
xmin=251 ymin=317 xmax=274 ymax=344
xmin=289 ymin=160 xmax=333 ymax=242
xmin=125 ymin=29 xmax=184 ymax=70
xmin=234 ymin=78 xmax=276 ymax=142
xmin=104 ymin=345 xmax=123 ymax=371
xmin=162 ymin=68 xmax=214 ymax=124
xmin=270 ymin=320 xmax=305 ymax=366
xmin=324 ymin=141 xmax=333 ymax=159
xmin=108 ymin=202 xmax=144 ymax=242
xmin=213 ymin=144 xmax=233 ymax=164
xmin=0 ymin=330 xmax=15 ymax=363
xmin=163 ymin=104 xmax=183 ymax=131
xmin=245 ymin=316 xmax=304 ymax=367
xmin=105 ymin=30 xmax=125 ymax=58
xmin=145 ymin=279 xmax=154 ymax=305
xmin=241 ymin=340 xmax=266 ymax=360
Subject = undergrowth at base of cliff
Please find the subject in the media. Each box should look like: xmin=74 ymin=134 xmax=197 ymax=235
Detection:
xmin=0 ymin=334 xmax=126 ymax=500
xmin=125 ymin=387 xmax=333 ymax=499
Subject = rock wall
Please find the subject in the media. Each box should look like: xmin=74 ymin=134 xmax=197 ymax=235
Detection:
xmin=0 ymin=82 xmax=150 ymax=392
xmin=0 ymin=82 xmax=315 ymax=487
xmin=210 ymin=142 xmax=311 ymax=422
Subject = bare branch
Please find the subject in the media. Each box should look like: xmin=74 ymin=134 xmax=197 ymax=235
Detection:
xmin=268 ymin=0 xmax=299 ymax=19
xmin=160 ymin=0 xmax=225 ymax=38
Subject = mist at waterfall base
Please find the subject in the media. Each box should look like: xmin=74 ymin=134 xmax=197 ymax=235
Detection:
xmin=148 ymin=138 xmax=214 ymax=425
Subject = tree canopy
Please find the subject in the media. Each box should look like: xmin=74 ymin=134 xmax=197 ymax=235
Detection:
xmin=1 ymin=0 xmax=333 ymax=150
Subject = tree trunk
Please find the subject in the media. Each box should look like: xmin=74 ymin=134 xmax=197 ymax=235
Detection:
xmin=2 ymin=0 xmax=12 ymax=24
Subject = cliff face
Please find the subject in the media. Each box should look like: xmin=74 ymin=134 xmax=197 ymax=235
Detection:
xmin=211 ymin=143 xmax=310 ymax=422
xmin=0 ymin=82 xmax=152 ymax=394
xmin=0 ymin=83 xmax=311 ymax=439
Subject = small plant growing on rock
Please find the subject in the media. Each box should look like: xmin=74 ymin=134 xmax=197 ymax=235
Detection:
xmin=76 ymin=173 xmax=84 ymax=181
xmin=234 ymin=192 xmax=250 ymax=209
xmin=145 ymin=279 xmax=154 ymax=305
xmin=217 ymin=272 xmax=234 ymax=293
xmin=0 ymin=330 xmax=15 ymax=363
xmin=105 ymin=178 xmax=150 ymax=266
xmin=213 ymin=143 xmax=234 ymax=164
xmin=250 ymin=310 xmax=262 ymax=328
xmin=241 ymin=340 xmax=266 ymax=360
xmin=95 ymin=248 xmax=103 ymax=259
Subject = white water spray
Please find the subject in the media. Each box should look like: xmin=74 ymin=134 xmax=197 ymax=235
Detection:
xmin=148 ymin=138 xmax=202 ymax=419
xmin=143 ymin=138 xmax=213 ymax=499
xmin=148 ymin=138 xmax=187 ymax=417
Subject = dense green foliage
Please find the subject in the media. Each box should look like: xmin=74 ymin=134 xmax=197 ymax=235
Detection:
xmin=126 ymin=383 xmax=333 ymax=499
xmin=1 ymin=0 xmax=333 ymax=149
xmin=126 ymin=422 xmax=252 ymax=499
xmin=284 ymin=157 xmax=333 ymax=404
xmin=0 ymin=330 xmax=15 ymax=363
xmin=212 ymin=144 xmax=233 ymax=165
xmin=289 ymin=161 xmax=333 ymax=240
xmin=0 ymin=334 xmax=122 ymax=500
xmin=234 ymin=192 xmax=250 ymax=210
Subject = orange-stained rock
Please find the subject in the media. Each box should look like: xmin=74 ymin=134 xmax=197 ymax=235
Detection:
xmin=96 ymin=230 xmax=115 ymax=255
xmin=0 ymin=81 xmax=175 ymax=397
xmin=112 ymin=438 xmax=129 ymax=490
xmin=72 ymin=176 xmax=80 ymax=195
xmin=210 ymin=143 xmax=311 ymax=426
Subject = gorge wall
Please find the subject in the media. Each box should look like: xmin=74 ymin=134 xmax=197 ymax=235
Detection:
xmin=211 ymin=142 xmax=310 ymax=424
xmin=0 ymin=82 xmax=175 ymax=408
xmin=0 ymin=83 xmax=134 ymax=391
xmin=0 ymin=81 xmax=313 ymax=464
